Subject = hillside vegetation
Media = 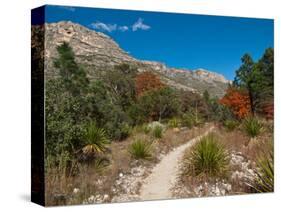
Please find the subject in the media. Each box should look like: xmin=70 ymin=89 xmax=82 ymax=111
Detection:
xmin=33 ymin=37 xmax=274 ymax=205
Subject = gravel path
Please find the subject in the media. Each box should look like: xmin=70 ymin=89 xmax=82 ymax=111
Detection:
xmin=139 ymin=126 xmax=214 ymax=201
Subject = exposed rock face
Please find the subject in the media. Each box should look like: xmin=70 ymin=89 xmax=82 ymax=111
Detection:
xmin=33 ymin=21 xmax=230 ymax=97
xmin=44 ymin=21 xmax=136 ymax=78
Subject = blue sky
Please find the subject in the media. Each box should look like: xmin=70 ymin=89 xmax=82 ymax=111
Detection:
xmin=38 ymin=5 xmax=273 ymax=80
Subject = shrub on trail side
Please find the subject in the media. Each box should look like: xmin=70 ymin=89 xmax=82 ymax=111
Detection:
xmin=247 ymin=143 xmax=274 ymax=193
xmin=183 ymin=133 xmax=229 ymax=178
xmin=242 ymin=117 xmax=263 ymax=138
xmin=223 ymin=120 xmax=239 ymax=131
xmin=129 ymin=139 xmax=152 ymax=160
xmin=152 ymin=125 xmax=164 ymax=138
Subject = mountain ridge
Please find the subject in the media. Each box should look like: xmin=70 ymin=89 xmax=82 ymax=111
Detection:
xmin=35 ymin=21 xmax=230 ymax=97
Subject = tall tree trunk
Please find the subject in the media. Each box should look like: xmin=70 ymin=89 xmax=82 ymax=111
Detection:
xmin=248 ymin=86 xmax=255 ymax=115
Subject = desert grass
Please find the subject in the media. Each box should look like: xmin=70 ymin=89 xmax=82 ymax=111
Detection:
xmin=45 ymin=123 xmax=222 ymax=205
xmin=178 ymin=122 xmax=273 ymax=197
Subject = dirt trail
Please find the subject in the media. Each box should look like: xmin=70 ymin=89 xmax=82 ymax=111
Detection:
xmin=139 ymin=126 xmax=214 ymax=201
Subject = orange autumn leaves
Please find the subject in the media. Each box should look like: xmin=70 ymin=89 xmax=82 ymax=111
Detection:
xmin=136 ymin=72 xmax=253 ymax=120
xmin=135 ymin=71 xmax=165 ymax=96
xmin=220 ymin=87 xmax=251 ymax=119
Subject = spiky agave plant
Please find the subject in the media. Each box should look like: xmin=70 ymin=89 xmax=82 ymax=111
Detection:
xmin=92 ymin=157 xmax=110 ymax=173
xmin=247 ymin=149 xmax=274 ymax=193
xmin=83 ymin=122 xmax=110 ymax=155
xmin=243 ymin=117 xmax=263 ymax=138
xmin=185 ymin=133 xmax=229 ymax=177
xmin=152 ymin=125 xmax=163 ymax=138
xmin=129 ymin=139 xmax=152 ymax=160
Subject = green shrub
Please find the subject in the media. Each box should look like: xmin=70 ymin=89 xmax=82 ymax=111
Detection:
xmin=223 ymin=120 xmax=239 ymax=131
xmin=243 ymin=117 xmax=263 ymax=137
xmin=168 ymin=118 xmax=180 ymax=128
xmin=129 ymin=139 xmax=152 ymax=160
xmin=182 ymin=113 xmax=195 ymax=128
xmin=119 ymin=123 xmax=132 ymax=140
xmin=182 ymin=111 xmax=203 ymax=128
xmin=153 ymin=125 xmax=163 ymax=138
xmin=142 ymin=124 xmax=151 ymax=134
xmin=184 ymin=134 xmax=229 ymax=177
xmin=83 ymin=122 xmax=110 ymax=154
xmin=247 ymin=149 xmax=274 ymax=193
xmin=137 ymin=87 xmax=180 ymax=121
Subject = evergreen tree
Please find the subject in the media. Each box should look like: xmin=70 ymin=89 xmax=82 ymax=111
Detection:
xmin=203 ymin=90 xmax=210 ymax=103
xmin=233 ymin=48 xmax=274 ymax=117
xmin=54 ymin=42 xmax=89 ymax=96
xmin=234 ymin=54 xmax=257 ymax=114
xmin=256 ymin=48 xmax=274 ymax=100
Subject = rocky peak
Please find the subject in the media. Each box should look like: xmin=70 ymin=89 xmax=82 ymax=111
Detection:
xmin=192 ymin=68 xmax=230 ymax=84
xmin=33 ymin=21 xmax=229 ymax=96
xmin=44 ymin=21 xmax=136 ymax=77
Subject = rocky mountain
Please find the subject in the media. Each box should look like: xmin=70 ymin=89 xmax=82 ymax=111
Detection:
xmin=35 ymin=21 xmax=230 ymax=97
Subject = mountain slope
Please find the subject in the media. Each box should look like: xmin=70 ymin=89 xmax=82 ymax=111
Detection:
xmin=34 ymin=21 xmax=230 ymax=97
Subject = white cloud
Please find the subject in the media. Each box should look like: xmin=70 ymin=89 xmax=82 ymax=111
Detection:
xmin=132 ymin=18 xmax=151 ymax=31
xmin=118 ymin=26 xmax=129 ymax=32
xmin=89 ymin=18 xmax=151 ymax=33
xmin=90 ymin=22 xmax=117 ymax=32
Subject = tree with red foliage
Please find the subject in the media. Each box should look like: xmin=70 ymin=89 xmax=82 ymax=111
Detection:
xmin=219 ymin=87 xmax=251 ymax=119
xmin=135 ymin=72 xmax=165 ymax=96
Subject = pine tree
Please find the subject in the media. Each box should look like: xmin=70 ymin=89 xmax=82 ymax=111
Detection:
xmin=54 ymin=42 xmax=89 ymax=96
xmin=234 ymin=54 xmax=257 ymax=115
xmin=255 ymin=48 xmax=274 ymax=117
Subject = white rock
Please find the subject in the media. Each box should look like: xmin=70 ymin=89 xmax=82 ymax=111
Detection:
xmin=215 ymin=186 xmax=221 ymax=196
xmin=119 ymin=173 xmax=124 ymax=178
xmin=73 ymin=188 xmax=80 ymax=194
xmin=103 ymin=194 xmax=109 ymax=201
xmin=88 ymin=195 xmax=95 ymax=202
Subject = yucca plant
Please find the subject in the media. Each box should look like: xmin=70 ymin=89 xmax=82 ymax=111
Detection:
xmin=129 ymin=139 xmax=152 ymax=160
xmin=92 ymin=157 xmax=110 ymax=173
xmin=152 ymin=125 xmax=163 ymax=138
xmin=223 ymin=120 xmax=239 ymax=131
xmin=243 ymin=117 xmax=263 ymax=138
xmin=83 ymin=122 xmax=110 ymax=155
xmin=247 ymin=148 xmax=274 ymax=193
xmin=184 ymin=133 xmax=229 ymax=177
xmin=168 ymin=118 xmax=180 ymax=128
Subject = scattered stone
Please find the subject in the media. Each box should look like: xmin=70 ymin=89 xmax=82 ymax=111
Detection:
xmin=103 ymin=194 xmax=109 ymax=201
xmin=230 ymin=152 xmax=256 ymax=183
xmin=111 ymin=163 xmax=149 ymax=202
xmin=88 ymin=195 xmax=95 ymax=203
xmin=73 ymin=188 xmax=80 ymax=194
